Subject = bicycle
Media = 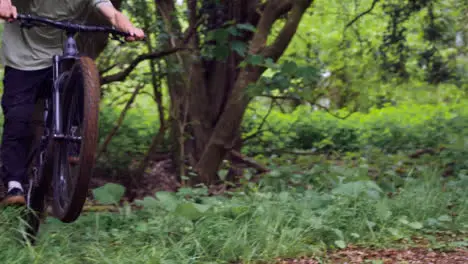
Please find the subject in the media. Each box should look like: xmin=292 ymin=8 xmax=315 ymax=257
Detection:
xmin=10 ymin=13 xmax=134 ymax=243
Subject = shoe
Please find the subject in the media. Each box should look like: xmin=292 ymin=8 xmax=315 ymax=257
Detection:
xmin=1 ymin=187 xmax=26 ymax=206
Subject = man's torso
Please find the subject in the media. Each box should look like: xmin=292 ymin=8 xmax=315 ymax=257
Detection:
xmin=1 ymin=0 xmax=96 ymax=70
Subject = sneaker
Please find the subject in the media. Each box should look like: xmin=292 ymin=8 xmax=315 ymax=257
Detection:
xmin=1 ymin=187 xmax=26 ymax=206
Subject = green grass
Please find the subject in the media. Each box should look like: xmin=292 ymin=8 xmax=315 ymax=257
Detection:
xmin=1 ymin=167 xmax=467 ymax=264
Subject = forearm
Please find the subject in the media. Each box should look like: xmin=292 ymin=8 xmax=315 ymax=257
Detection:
xmin=97 ymin=4 xmax=132 ymax=31
xmin=112 ymin=12 xmax=134 ymax=31
xmin=96 ymin=3 xmax=144 ymax=41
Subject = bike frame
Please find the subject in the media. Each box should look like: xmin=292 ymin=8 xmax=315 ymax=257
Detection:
xmin=15 ymin=13 xmax=130 ymax=145
xmin=13 ymin=14 xmax=135 ymax=238
xmin=14 ymin=14 xmax=131 ymax=193
xmin=51 ymin=33 xmax=79 ymax=142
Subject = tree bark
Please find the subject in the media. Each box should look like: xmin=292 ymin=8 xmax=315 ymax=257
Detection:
xmin=194 ymin=0 xmax=314 ymax=184
xmin=156 ymin=0 xmax=191 ymax=179
xmin=154 ymin=0 xmax=313 ymax=185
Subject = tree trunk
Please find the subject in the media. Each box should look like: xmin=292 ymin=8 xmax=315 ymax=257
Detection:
xmin=183 ymin=0 xmax=257 ymax=184
xmin=157 ymin=0 xmax=314 ymax=185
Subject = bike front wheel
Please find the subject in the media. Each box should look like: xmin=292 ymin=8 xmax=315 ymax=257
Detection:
xmin=52 ymin=56 xmax=100 ymax=223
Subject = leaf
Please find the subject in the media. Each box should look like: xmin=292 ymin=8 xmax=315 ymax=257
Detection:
xmin=134 ymin=196 xmax=159 ymax=210
xmin=387 ymin=228 xmax=404 ymax=239
xmin=244 ymin=170 xmax=253 ymax=180
xmin=281 ymin=61 xmax=298 ymax=75
xmin=227 ymin=26 xmax=241 ymax=36
xmin=247 ymin=54 xmax=264 ymax=66
xmin=332 ymin=181 xmax=382 ymax=198
xmin=92 ymin=183 xmax=126 ymax=205
xmin=334 ymin=240 xmax=347 ymax=249
xmin=155 ymin=191 xmax=179 ymax=212
xmin=449 ymin=240 xmax=468 ymax=248
xmin=231 ymin=41 xmax=247 ymax=57
xmin=230 ymin=205 xmax=250 ymax=217
xmin=375 ymin=201 xmax=392 ymax=220
xmin=174 ymin=202 xmax=211 ymax=221
xmin=408 ymin=222 xmax=423 ymax=229
xmin=398 ymin=216 xmax=409 ymax=225
xmin=426 ymin=218 xmax=439 ymax=226
xmin=135 ymin=222 xmax=149 ymax=232
xmin=208 ymin=28 xmax=230 ymax=43
xmin=194 ymin=203 xmax=212 ymax=213
xmin=218 ymin=169 xmax=229 ymax=181
xmin=366 ymin=220 xmax=376 ymax=229
xmin=213 ymin=45 xmax=230 ymax=60
xmin=332 ymin=228 xmax=344 ymax=240
xmin=278 ymin=191 xmax=289 ymax=202
xmin=236 ymin=23 xmax=256 ymax=32
xmin=267 ymin=170 xmax=282 ymax=178
xmin=296 ymin=66 xmax=320 ymax=83
xmin=437 ymin=215 xmax=452 ymax=222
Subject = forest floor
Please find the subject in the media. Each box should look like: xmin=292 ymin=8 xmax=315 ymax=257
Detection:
xmin=1 ymin=158 xmax=467 ymax=264
xmin=276 ymin=247 xmax=468 ymax=263
xmin=90 ymin=159 xmax=180 ymax=201
xmin=87 ymin=159 xmax=467 ymax=264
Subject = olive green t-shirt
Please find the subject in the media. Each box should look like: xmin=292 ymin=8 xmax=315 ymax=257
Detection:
xmin=1 ymin=0 xmax=111 ymax=70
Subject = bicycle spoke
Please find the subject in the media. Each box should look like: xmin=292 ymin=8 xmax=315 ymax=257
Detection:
xmin=56 ymin=80 xmax=82 ymax=211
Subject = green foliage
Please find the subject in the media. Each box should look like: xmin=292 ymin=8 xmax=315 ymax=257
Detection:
xmin=203 ymin=22 xmax=256 ymax=60
xmin=282 ymin=0 xmax=467 ymax=110
xmin=93 ymin=183 xmax=126 ymax=205
xmin=97 ymin=104 xmax=162 ymax=171
xmin=246 ymin=59 xmax=321 ymax=99
xmin=243 ymin=100 xmax=468 ymax=157
xmin=0 ymin=166 xmax=466 ymax=263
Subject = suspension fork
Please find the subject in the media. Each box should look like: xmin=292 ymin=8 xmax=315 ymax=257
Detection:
xmin=52 ymin=55 xmax=63 ymax=138
xmin=52 ymin=32 xmax=79 ymax=140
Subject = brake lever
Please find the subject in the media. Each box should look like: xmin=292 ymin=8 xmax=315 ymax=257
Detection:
xmin=110 ymin=33 xmax=146 ymax=44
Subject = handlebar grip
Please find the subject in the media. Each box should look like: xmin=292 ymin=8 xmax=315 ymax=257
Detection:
xmin=15 ymin=13 xmax=145 ymax=41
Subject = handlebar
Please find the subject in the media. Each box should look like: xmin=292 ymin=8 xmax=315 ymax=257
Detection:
xmin=15 ymin=14 xmax=132 ymax=38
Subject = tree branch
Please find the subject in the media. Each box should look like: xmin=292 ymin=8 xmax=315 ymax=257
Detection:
xmin=313 ymin=103 xmax=354 ymax=120
xmin=262 ymin=0 xmax=313 ymax=61
xmin=229 ymin=150 xmax=269 ymax=173
xmin=101 ymin=48 xmax=183 ymax=85
xmin=99 ymin=63 xmax=119 ymax=76
xmin=96 ymin=83 xmax=144 ymax=159
xmin=242 ymin=99 xmax=275 ymax=142
xmin=345 ymin=0 xmax=380 ymax=29
xmin=247 ymin=0 xmax=294 ymax=55
xmin=258 ymin=94 xmax=355 ymax=120
xmin=100 ymin=19 xmax=203 ymax=85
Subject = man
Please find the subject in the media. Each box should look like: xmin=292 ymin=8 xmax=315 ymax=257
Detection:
xmin=0 ymin=0 xmax=144 ymax=206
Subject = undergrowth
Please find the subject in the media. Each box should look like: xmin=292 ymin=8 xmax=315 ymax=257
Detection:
xmin=1 ymin=166 xmax=466 ymax=264
xmin=243 ymin=101 xmax=468 ymax=155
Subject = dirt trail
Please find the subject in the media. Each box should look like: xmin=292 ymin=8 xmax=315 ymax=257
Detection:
xmin=276 ymin=247 xmax=468 ymax=264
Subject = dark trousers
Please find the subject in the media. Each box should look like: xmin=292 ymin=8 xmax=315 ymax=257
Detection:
xmin=1 ymin=66 xmax=53 ymax=186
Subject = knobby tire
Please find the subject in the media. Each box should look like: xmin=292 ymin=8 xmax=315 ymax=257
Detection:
xmin=52 ymin=56 xmax=100 ymax=223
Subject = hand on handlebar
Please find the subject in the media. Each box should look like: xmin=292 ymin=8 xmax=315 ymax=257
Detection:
xmin=0 ymin=0 xmax=17 ymax=22
xmin=124 ymin=26 xmax=145 ymax=42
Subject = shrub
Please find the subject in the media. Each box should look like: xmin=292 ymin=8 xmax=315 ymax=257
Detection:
xmin=242 ymin=100 xmax=468 ymax=155
xmin=97 ymin=105 xmax=160 ymax=171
